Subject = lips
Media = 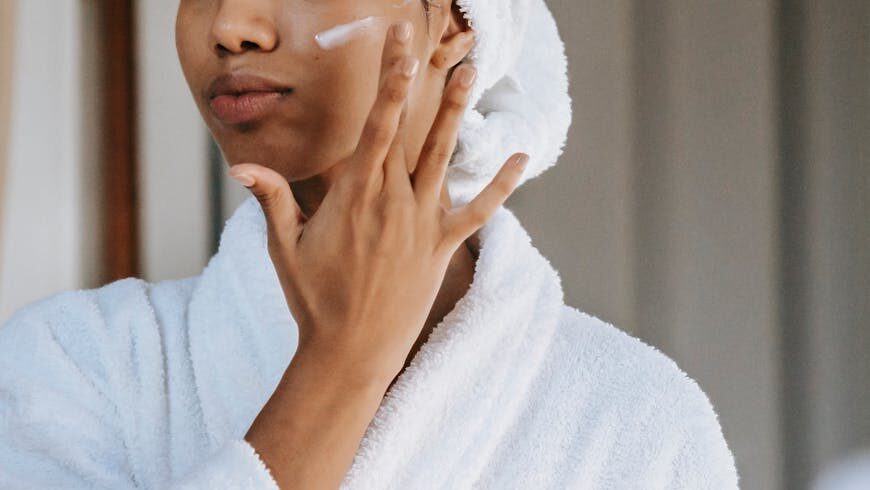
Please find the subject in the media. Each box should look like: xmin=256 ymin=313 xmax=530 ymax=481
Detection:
xmin=206 ymin=73 xmax=293 ymax=125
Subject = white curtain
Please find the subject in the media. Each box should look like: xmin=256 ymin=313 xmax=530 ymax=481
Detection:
xmin=0 ymin=1 xmax=102 ymax=323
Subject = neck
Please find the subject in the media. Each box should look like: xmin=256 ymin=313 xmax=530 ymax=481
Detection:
xmin=289 ymin=171 xmax=333 ymax=220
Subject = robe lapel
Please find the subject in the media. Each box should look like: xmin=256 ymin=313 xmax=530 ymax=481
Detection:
xmin=188 ymin=196 xmax=565 ymax=487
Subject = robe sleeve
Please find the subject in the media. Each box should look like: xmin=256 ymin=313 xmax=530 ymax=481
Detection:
xmin=0 ymin=288 xmax=280 ymax=490
xmin=641 ymin=372 xmax=741 ymax=490
xmin=671 ymin=397 xmax=740 ymax=489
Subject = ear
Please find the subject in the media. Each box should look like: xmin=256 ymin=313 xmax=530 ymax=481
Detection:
xmin=428 ymin=2 xmax=476 ymax=71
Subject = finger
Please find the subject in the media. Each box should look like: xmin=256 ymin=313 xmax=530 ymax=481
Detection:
xmin=351 ymin=20 xmax=418 ymax=192
xmin=381 ymin=19 xmax=413 ymax=195
xmin=411 ymin=63 xmax=477 ymax=206
xmin=229 ymin=163 xmax=306 ymax=254
xmin=443 ymin=153 xmax=528 ymax=243
xmin=382 ymin=99 xmax=413 ymax=197
xmin=379 ymin=20 xmax=415 ymax=87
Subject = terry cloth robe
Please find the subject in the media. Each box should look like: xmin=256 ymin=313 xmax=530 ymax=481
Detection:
xmin=0 ymin=196 xmax=740 ymax=489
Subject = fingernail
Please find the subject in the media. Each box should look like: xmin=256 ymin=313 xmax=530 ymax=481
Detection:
xmin=229 ymin=169 xmax=255 ymax=187
xmin=457 ymin=65 xmax=477 ymax=88
xmin=513 ymin=153 xmax=529 ymax=171
xmin=393 ymin=20 xmax=412 ymax=43
xmin=402 ymin=57 xmax=419 ymax=77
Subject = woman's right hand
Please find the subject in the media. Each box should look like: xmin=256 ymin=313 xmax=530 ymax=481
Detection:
xmin=228 ymin=19 xmax=528 ymax=387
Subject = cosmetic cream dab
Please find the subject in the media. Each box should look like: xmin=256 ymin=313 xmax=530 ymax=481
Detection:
xmin=314 ymin=16 xmax=388 ymax=50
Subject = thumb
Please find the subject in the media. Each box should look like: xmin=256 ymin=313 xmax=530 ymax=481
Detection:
xmin=229 ymin=163 xmax=306 ymax=250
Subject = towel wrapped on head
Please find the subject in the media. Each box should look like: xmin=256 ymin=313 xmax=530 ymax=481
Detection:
xmin=445 ymin=0 xmax=572 ymax=206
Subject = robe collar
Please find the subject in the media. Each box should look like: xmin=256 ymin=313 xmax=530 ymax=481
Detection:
xmin=188 ymin=196 xmax=565 ymax=486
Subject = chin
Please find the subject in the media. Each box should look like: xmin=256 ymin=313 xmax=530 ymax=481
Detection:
xmin=219 ymin=143 xmax=329 ymax=183
xmin=216 ymin=119 xmax=356 ymax=178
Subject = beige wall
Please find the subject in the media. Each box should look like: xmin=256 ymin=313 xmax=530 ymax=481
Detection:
xmin=512 ymin=2 xmax=869 ymax=489
xmin=783 ymin=1 xmax=870 ymax=486
xmin=513 ymin=1 xmax=782 ymax=488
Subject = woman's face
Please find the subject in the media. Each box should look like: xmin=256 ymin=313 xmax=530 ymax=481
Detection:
xmin=175 ymin=0 xmax=474 ymax=184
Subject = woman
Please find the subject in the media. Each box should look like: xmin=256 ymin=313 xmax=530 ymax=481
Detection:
xmin=0 ymin=0 xmax=739 ymax=488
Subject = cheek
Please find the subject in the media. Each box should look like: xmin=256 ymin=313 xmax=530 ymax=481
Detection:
xmin=312 ymin=70 xmax=377 ymax=152
xmin=175 ymin=23 xmax=202 ymax=91
xmin=309 ymin=28 xmax=434 ymax=158
xmin=310 ymin=42 xmax=384 ymax=127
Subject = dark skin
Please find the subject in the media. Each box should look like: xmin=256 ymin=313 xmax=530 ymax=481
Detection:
xmin=177 ymin=0 xmax=480 ymax=389
xmin=176 ymin=1 xmax=527 ymax=487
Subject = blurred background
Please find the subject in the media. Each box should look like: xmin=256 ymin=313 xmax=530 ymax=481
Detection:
xmin=0 ymin=1 xmax=867 ymax=489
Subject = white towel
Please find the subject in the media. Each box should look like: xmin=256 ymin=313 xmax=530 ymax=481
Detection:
xmin=448 ymin=0 xmax=572 ymax=207
xmin=0 ymin=196 xmax=739 ymax=488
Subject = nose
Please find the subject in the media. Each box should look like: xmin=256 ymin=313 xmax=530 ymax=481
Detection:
xmin=210 ymin=0 xmax=278 ymax=56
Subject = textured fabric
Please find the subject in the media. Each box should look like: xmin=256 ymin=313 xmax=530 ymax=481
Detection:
xmin=169 ymin=440 xmax=279 ymax=490
xmin=448 ymin=0 xmax=572 ymax=207
xmin=0 ymin=196 xmax=739 ymax=489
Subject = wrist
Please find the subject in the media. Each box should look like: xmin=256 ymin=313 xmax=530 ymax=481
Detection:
xmin=291 ymin=340 xmax=398 ymax=394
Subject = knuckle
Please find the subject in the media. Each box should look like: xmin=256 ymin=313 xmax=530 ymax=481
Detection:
xmin=256 ymin=189 xmax=282 ymax=210
xmin=364 ymin=120 xmax=392 ymax=147
xmin=420 ymin=139 xmax=438 ymax=158
xmin=442 ymin=93 xmax=466 ymax=113
xmin=385 ymin=54 xmax=403 ymax=70
xmin=383 ymin=81 xmax=407 ymax=104
xmin=422 ymin=140 xmax=453 ymax=163
xmin=373 ymin=126 xmax=393 ymax=147
xmin=433 ymin=146 xmax=453 ymax=162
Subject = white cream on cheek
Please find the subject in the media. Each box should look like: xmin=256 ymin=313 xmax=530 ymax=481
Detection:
xmin=313 ymin=0 xmax=415 ymax=50
xmin=314 ymin=16 xmax=386 ymax=50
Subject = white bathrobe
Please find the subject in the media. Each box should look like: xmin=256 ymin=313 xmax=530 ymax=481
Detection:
xmin=0 ymin=196 xmax=740 ymax=489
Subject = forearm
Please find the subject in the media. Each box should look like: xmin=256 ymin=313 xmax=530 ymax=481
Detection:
xmin=245 ymin=345 xmax=392 ymax=490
